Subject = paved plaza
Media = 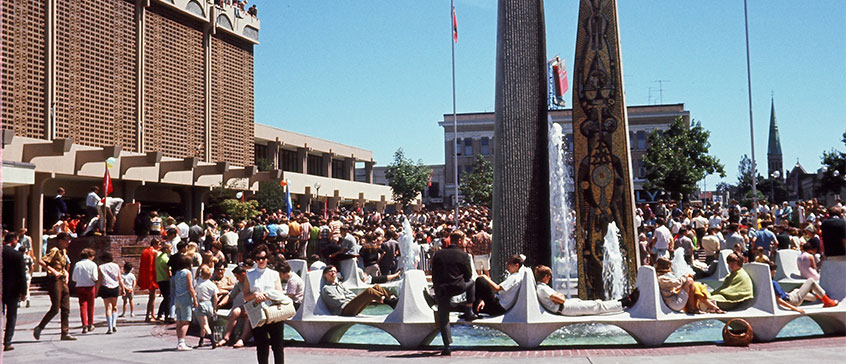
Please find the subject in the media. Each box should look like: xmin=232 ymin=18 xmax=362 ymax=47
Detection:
xmin=2 ymin=294 xmax=843 ymax=363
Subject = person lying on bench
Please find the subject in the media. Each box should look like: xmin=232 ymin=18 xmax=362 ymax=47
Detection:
xmin=709 ymin=252 xmax=754 ymax=311
xmin=769 ymin=261 xmax=839 ymax=314
xmin=534 ymin=265 xmax=639 ymax=315
xmin=655 ymin=257 xmax=723 ymax=314
xmin=473 ymin=254 xmax=525 ymax=317
xmin=320 ymin=264 xmax=397 ymax=316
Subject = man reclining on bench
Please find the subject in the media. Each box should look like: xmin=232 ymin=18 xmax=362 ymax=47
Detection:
xmin=534 ymin=265 xmax=639 ymax=316
xmin=320 ymin=265 xmax=398 ymax=316
xmin=768 ymin=261 xmax=839 ymax=314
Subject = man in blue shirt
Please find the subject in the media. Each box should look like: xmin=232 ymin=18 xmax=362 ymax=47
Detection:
xmin=753 ymin=221 xmax=777 ymax=256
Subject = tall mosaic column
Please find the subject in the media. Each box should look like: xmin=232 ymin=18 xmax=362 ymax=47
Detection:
xmin=491 ymin=0 xmax=551 ymax=279
xmin=572 ymin=0 xmax=638 ymax=300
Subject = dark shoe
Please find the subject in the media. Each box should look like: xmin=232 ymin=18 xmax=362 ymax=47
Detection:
xmin=621 ymin=288 xmax=640 ymax=309
xmin=441 ymin=348 xmax=451 ymax=356
xmin=210 ymin=335 xmax=217 ymax=349
xmin=33 ymin=326 xmax=42 ymax=340
xmin=88 ymin=325 xmax=95 ymax=332
xmin=3 ymin=345 xmax=13 ymax=351
xmin=106 ymin=328 xmax=113 ymax=335
xmin=61 ymin=334 xmax=78 ymax=341
xmin=423 ymin=289 xmax=436 ymax=308
xmin=385 ymin=296 xmax=399 ymax=309
xmin=82 ymin=326 xmax=89 ymax=334
xmin=459 ymin=310 xmax=478 ymax=322
xmin=112 ymin=325 xmax=117 ymax=333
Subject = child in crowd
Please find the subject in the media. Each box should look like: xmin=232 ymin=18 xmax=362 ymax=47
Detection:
xmin=195 ymin=265 xmax=219 ymax=348
xmin=120 ymin=262 xmax=136 ymax=317
xmin=172 ymin=255 xmax=198 ymax=351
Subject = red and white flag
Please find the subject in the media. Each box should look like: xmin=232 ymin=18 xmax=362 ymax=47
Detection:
xmin=102 ymin=163 xmax=113 ymax=202
xmin=452 ymin=2 xmax=458 ymax=43
xmin=427 ymin=169 xmax=434 ymax=187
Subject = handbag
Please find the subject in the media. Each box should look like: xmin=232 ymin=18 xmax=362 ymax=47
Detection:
xmin=245 ymin=290 xmax=296 ymax=328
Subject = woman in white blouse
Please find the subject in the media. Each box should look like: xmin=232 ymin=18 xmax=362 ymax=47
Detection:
xmin=243 ymin=244 xmax=284 ymax=364
xmin=97 ymin=252 xmax=125 ymax=334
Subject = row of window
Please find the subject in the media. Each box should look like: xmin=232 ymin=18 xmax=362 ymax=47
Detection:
xmin=455 ymin=137 xmax=491 ymax=156
xmin=254 ymin=145 xmax=351 ymax=179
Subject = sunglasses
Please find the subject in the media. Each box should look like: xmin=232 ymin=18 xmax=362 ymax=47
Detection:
xmin=255 ymin=256 xmax=268 ymax=260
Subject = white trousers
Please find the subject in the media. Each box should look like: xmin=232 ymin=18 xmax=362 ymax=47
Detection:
xmin=560 ymin=298 xmax=623 ymax=316
xmin=787 ymin=278 xmax=825 ymax=306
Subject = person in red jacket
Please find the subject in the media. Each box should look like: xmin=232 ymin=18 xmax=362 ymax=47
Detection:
xmin=140 ymin=238 xmax=161 ymax=322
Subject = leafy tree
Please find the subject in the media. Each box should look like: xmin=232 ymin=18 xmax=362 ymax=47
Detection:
xmin=255 ymin=158 xmax=285 ymax=212
xmin=384 ymin=148 xmax=430 ymax=207
xmin=642 ymin=117 xmax=726 ymax=201
xmin=219 ymin=199 xmax=260 ymax=221
xmin=460 ymin=154 xmax=493 ymax=206
xmin=817 ymin=130 xmax=846 ymax=195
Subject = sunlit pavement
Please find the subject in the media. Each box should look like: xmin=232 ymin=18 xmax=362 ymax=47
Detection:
xmin=3 ymin=294 xmax=843 ymax=363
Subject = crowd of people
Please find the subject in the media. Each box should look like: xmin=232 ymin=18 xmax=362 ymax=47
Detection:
xmin=2 ymin=196 xmax=844 ymax=359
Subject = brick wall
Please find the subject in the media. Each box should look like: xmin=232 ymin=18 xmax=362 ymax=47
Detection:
xmin=0 ymin=0 xmax=46 ymax=139
xmin=68 ymin=235 xmax=157 ymax=291
xmin=143 ymin=4 xmax=205 ymax=160
xmin=55 ymin=0 xmax=138 ymax=151
xmin=211 ymin=35 xmax=255 ymax=166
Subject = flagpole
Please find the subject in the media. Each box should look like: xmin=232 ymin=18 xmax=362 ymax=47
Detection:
xmin=743 ymin=0 xmax=758 ymax=227
xmin=451 ymin=0 xmax=459 ymax=228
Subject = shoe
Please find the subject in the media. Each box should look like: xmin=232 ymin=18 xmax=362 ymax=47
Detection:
xmin=82 ymin=326 xmax=89 ymax=334
xmin=459 ymin=312 xmax=478 ymax=322
xmin=621 ymin=288 xmax=640 ymax=309
xmin=106 ymin=328 xmax=113 ymax=335
xmin=441 ymin=348 xmax=451 ymax=356
xmin=88 ymin=325 xmax=95 ymax=332
xmin=130 ymin=313 xmax=136 ymax=317
xmin=112 ymin=325 xmax=117 ymax=333
xmin=165 ymin=318 xmax=176 ymax=324
xmin=119 ymin=313 xmax=125 ymax=318
xmin=177 ymin=343 xmax=193 ymax=351
xmin=25 ymin=300 xmax=30 ymax=308
xmin=232 ymin=339 xmax=245 ymax=348
xmin=4 ymin=345 xmax=13 ymax=351
xmin=61 ymin=334 xmax=78 ymax=341
xmin=33 ymin=326 xmax=42 ymax=340
xmin=210 ymin=335 xmax=217 ymax=349
xmin=423 ymin=289 xmax=437 ymax=308
xmin=385 ymin=296 xmax=399 ymax=309
xmin=820 ymin=294 xmax=840 ymax=308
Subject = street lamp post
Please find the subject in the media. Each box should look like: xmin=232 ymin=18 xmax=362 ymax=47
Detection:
xmin=770 ymin=170 xmax=780 ymax=202
xmin=314 ymin=182 xmax=321 ymax=214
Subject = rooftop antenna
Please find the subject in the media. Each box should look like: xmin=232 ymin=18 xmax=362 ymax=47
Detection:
xmin=653 ymin=80 xmax=670 ymax=104
xmin=647 ymin=87 xmax=654 ymax=105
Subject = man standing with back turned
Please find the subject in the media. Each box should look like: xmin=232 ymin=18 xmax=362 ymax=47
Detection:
xmin=430 ymin=230 xmax=476 ymax=356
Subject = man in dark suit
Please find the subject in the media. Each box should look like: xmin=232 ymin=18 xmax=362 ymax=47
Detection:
xmin=3 ymin=233 xmax=27 ymax=351
xmin=430 ymin=230 xmax=476 ymax=356
xmin=821 ymin=206 xmax=846 ymax=258
xmin=48 ymin=187 xmax=68 ymax=227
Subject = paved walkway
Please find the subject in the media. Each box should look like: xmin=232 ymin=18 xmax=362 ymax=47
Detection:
xmin=3 ymin=295 xmax=844 ymax=363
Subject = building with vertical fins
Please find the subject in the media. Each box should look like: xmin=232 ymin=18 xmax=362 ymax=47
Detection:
xmin=767 ymin=98 xmax=783 ymax=177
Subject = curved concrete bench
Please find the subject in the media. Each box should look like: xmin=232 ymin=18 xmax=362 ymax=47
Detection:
xmin=286 ymin=269 xmax=438 ymax=348
xmin=287 ymin=262 xmax=846 ymax=349
xmin=287 ymin=259 xmax=308 ymax=278
xmin=774 ymin=249 xmax=806 ymax=289
xmin=697 ymin=249 xmax=732 ymax=284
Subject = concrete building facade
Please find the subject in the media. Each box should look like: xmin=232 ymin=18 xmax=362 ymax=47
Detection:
xmin=437 ymin=104 xmax=691 ymax=206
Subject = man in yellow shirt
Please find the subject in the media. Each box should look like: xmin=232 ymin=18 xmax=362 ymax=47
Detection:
xmin=34 ymin=232 xmax=76 ymax=341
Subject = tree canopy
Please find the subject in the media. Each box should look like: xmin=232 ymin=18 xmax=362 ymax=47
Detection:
xmin=642 ymin=117 xmax=726 ymax=201
xmin=460 ymin=154 xmax=493 ymax=207
xmin=385 ymin=148 xmax=430 ymax=207
xmin=818 ymin=130 xmax=846 ymax=195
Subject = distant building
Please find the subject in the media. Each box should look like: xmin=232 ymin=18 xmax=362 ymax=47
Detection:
xmin=767 ymin=99 xmax=784 ymax=178
xmin=436 ymin=104 xmax=691 ymax=206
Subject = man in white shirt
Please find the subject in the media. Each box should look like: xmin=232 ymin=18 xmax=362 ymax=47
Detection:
xmin=85 ymin=186 xmax=101 ymax=220
xmin=534 ymin=265 xmax=637 ymax=316
xmin=473 ymin=255 xmax=524 ymax=317
xmin=176 ymin=218 xmax=190 ymax=241
xmin=650 ymin=217 xmax=673 ymax=261
xmin=71 ymin=248 xmax=99 ymax=334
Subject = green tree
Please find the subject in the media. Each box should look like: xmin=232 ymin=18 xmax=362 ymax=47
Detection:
xmin=460 ymin=154 xmax=493 ymax=206
xmin=384 ymin=148 xmax=430 ymax=207
xmin=219 ymin=199 xmax=260 ymax=221
xmin=642 ymin=117 xmax=726 ymax=201
xmin=817 ymin=130 xmax=846 ymax=195
xmin=734 ymin=154 xmax=766 ymax=207
xmin=255 ymin=158 xmax=285 ymax=211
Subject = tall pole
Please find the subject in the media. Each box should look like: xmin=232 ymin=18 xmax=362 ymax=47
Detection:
xmin=743 ymin=0 xmax=759 ymax=226
xmin=451 ymin=0 xmax=459 ymax=228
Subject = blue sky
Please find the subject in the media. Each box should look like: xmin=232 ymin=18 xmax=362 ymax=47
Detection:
xmin=254 ymin=1 xmax=846 ymax=188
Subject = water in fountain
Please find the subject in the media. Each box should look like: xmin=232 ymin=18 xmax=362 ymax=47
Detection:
xmin=397 ymin=216 xmax=419 ymax=272
xmin=670 ymin=247 xmax=695 ymax=278
xmin=548 ymin=120 xmax=576 ymax=297
xmin=601 ymin=221 xmax=626 ymax=300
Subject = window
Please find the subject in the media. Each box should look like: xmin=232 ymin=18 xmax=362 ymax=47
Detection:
xmin=254 ymin=144 xmax=268 ymax=166
xmin=456 ymin=138 xmax=462 ymax=156
xmin=637 ymin=131 xmax=647 ymax=150
xmin=464 ymin=138 xmax=473 ymax=156
xmin=280 ymin=149 xmax=300 ymax=173
xmin=565 ymin=134 xmax=574 ymax=153
xmin=332 ymin=159 xmax=345 ymax=179
xmin=465 ymin=165 xmax=474 ymax=174
xmin=638 ymin=159 xmax=646 ymax=178
xmin=481 ymin=137 xmax=490 ymax=155
xmin=307 ymin=155 xmax=323 ymax=176
xmin=428 ymin=182 xmax=440 ymax=198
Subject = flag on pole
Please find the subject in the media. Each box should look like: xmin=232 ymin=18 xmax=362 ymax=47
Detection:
xmin=285 ymin=180 xmax=292 ymax=218
xmin=102 ymin=162 xmax=113 ymax=203
xmin=452 ymin=1 xmax=458 ymax=43
xmin=427 ymin=169 xmax=434 ymax=187
xmin=323 ymin=198 xmax=328 ymax=220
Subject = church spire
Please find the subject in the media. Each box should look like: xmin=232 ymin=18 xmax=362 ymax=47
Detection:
xmin=767 ymin=96 xmax=783 ymax=177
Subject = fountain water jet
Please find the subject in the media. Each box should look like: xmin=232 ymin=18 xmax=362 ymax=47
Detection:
xmin=601 ymin=221 xmax=626 ymax=300
xmin=549 ymin=120 xmax=577 ymax=297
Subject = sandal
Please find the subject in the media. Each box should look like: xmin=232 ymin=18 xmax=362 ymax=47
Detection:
xmin=216 ymin=338 xmax=228 ymax=347
xmin=233 ymin=339 xmax=245 ymax=348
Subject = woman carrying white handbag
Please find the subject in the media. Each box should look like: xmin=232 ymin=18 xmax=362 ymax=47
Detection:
xmin=243 ymin=244 xmax=284 ymax=364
